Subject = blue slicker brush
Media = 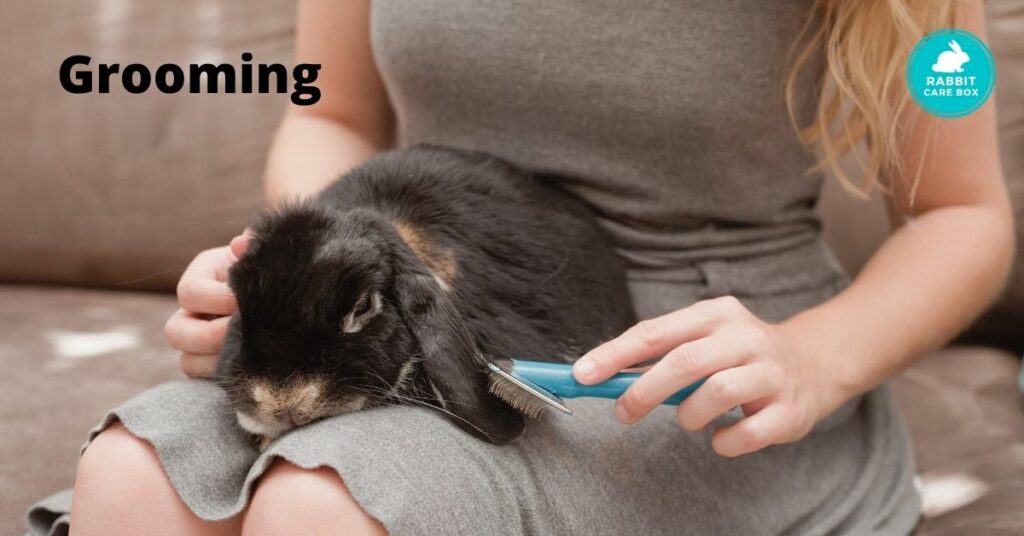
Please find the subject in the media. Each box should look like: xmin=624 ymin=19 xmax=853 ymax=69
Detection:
xmin=486 ymin=359 xmax=705 ymax=417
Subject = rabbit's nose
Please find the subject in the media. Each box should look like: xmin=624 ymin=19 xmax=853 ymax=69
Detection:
xmin=250 ymin=377 xmax=325 ymax=426
xmin=281 ymin=408 xmax=310 ymax=426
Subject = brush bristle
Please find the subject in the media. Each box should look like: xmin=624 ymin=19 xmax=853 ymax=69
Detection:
xmin=487 ymin=372 xmax=549 ymax=418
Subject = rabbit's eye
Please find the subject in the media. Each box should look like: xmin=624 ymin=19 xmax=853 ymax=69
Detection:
xmin=353 ymin=294 xmax=373 ymax=317
xmin=343 ymin=291 xmax=381 ymax=333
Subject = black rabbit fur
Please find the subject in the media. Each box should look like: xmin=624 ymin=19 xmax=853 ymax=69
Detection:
xmin=216 ymin=145 xmax=636 ymax=446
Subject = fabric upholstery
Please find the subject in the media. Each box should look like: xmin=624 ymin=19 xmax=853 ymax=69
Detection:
xmin=0 ymin=0 xmax=291 ymax=291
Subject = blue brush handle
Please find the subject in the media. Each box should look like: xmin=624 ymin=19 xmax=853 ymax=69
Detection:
xmin=511 ymin=359 xmax=704 ymax=405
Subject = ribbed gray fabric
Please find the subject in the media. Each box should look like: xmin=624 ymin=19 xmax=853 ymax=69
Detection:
xmin=371 ymin=0 xmax=827 ymax=273
xmin=28 ymin=1 xmax=921 ymax=534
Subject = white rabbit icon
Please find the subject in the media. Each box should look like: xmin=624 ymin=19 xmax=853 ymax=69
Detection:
xmin=932 ymin=39 xmax=970 ymax=73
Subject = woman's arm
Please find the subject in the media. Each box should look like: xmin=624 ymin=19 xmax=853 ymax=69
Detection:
xmin=573 ymin=0 xmax=1013 ymax=457
xmin=786 ymin=1 xmax=1012 ymax=402
xmin=264 ymin=0 xmax=394 ymax=204
xmin=788 ymin=45 xmax=1010 ymax=398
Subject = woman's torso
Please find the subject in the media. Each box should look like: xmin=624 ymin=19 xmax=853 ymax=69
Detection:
xmin=369 ymin=0 xmax=824 ymax=283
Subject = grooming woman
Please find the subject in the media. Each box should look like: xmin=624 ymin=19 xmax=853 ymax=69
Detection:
xmin=43 ymin=0 xmax=1010 ymax=534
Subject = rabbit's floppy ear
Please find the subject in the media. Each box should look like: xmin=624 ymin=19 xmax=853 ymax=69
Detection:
xmin=394 ymin=263 xmax=526 ymax=444
xmin=949 ymin=40 xmax=962 ymax=53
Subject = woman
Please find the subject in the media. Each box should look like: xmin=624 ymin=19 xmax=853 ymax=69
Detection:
xmin=39 ymin=0 xmax=1011 ymax=534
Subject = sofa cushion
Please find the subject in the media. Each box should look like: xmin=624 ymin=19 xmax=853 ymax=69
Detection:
xmin=893 ymin=346 xmax=1024 ymax=533
xmin=0 ymin=0 xmax=291 ymax=291
xmin=0 ymin=285 xmax=180 ymax=535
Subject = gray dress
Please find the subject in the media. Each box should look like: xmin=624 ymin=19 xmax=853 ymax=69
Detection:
xmin=28 ymin=1 xmax=920 ymax=534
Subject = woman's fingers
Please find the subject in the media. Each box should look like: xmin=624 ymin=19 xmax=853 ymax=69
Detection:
xmin=710 ymin=403 xmax=798 ymax=457
xmin=574 ymin=299 xmax=732 ymax=384
xmin=614 ymin=335 xmax=750 ymax=423
xmin=166 ymin=309 xmax=229 ymax=378
xmin=168 ymin=235 xmax=248 ymax=379
xmin=229 ymin=232 xmax=251 ymax=259
xmin=675 ymin=364 xmax=778 ymax=431
xmin=176 ymin=235 xmax=249 ymax=315
xmin=579 ymin=295 xmax=814 ymax=457
xmin=200 ymin=245 xmax=237 ymax=283
xmin=165 ymin=309 xmax=231 ymax=355
xmin=179 ymin=352 xmax=219 ymax=379
xmin=177 ymin=268 xmax=237 ymax=315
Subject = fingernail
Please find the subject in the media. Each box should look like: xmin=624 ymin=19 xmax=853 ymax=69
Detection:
xmin=574 ymin=359 xmax=595 ymax=379
xmin=614 ymin=402 xmax=631 ymax=424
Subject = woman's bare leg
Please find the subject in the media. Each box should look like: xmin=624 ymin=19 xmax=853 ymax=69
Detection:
xmin=242 ymin=460 xmax=386 ymax=536
xmin=70 ymin=424 xmax=242 ymax=536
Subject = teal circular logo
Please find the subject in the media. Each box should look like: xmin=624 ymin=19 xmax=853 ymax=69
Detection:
xmin=906 ymin=28 xmax=995 ymax=118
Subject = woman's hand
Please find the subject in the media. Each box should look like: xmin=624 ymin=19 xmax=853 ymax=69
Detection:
xmin=573 ymin=296 xmax=849 ymax=457
xmin=164 ymin=234 xmax=250 ymax=378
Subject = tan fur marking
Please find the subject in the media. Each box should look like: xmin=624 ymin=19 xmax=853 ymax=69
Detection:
xmin=250 ymin=378 xmax=325 ymax=423
xmin=394 ymin=220 xmax=458 ymax=286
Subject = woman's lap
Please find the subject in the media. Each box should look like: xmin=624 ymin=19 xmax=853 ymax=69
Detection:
xmin=29 ymin=252 xmax=921 ymax=535
xmin=30 ymin=376 xmax=918 ymax=536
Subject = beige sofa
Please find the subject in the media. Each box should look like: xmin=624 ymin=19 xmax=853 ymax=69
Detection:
xmin=2 ymin=2 xmax=1021 ymax=534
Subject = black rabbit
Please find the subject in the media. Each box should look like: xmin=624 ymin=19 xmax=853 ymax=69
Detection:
xmin=216 ymin=145 xmax=635 ymax=448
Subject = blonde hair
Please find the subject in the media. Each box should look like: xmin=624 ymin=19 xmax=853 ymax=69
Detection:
xmin=786 ymin=0 xmax=956 ymax=199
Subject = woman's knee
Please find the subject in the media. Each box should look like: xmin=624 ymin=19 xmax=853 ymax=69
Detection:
xmin=74 ymin=424 xmax=165 ymax=509
xmin=243 ymin=460 xmax=386 ymax=536
xmin=72 ymin=424 xmax=241 ymax=536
